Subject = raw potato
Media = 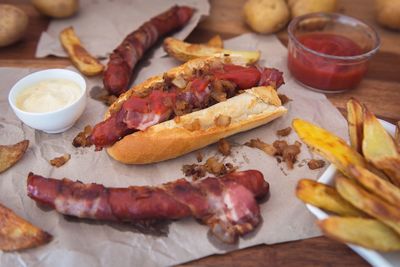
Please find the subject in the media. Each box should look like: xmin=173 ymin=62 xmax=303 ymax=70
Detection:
xmin=375 ymin=0 xmax=400 ymax=30
xmin=0 ymin=5 xmax=28 ymax=48
xmin=31 ymin=0 xmax=79 ymax=18
xmin=244 ymin=0 xmax=290 ymax=34
xmin=289 ymin=0 xmax=337 ymax=18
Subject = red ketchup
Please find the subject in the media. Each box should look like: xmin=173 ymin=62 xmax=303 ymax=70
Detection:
xmin=288 ymin=33 xmax=368 ymax=92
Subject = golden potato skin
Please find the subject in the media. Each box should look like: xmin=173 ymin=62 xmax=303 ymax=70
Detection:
xmin=0 ymin=5 xmax=28 ymax=48
xmin=244 ymin=0 xmax=290 ymax=34
xmin=289 ymin=0 xmax=337 ymax=18
xmin=31 ymin=0 xmax=79 ymax=18
xmin=375 ymin=0 xmax=400 ymax=30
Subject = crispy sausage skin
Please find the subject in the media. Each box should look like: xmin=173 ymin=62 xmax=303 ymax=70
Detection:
xmin=103 ymin=5 xmax=194 ymax=96
xmin=27 ymin=170 xmax=269 ymax=243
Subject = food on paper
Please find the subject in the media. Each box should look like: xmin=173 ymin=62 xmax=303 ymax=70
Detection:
xmin=0 ymin=5 xmax=28 ymax=48
xmin=89 ymin=56 xmax=286 ymax=164
xmin=273 ymin=140 xmax=301 ymax=169
xmin=163 ymin=37 xmax=260 ymax=64
xmin=16 ymin=79 xmax=81 ymax=113
xmin=59 ymin=27 xmax=104 ymax=77
xmin=349 ymin=165 xmax=400 ymax=208
xmin=182 ymin=156 xmax=237 ymax=180
xmin=347 ymin=98 xmax=364 ymax=153
xmin=276 ymin=126 xmax=291 ymax=137
xmin=103 ymin=6 xmax=194 ymax=96
xmin=362 ymin=108 xmax=400 ymax=186
xmin=375 ymin=0 xmax=400 ymax=30
xmin=27 ymin=170 xmax=269 ymax=244
xmin=288 ymin=0 xmax=337 ymax=18
xmin=307 ymin=159 xmax=325 ymax=170
xmin=243 ymin=0 xmax=290 ymax=34
xmin=206 ymin=35 xmax=223 ymax=48
xmin=217 ymin=138 xmax=231 ymax=156
xmin=31 ymin=0 xmax=78 ymax=18
xmin=336 ymin=176 xmax=400 ymax=235
xmin=49 ymin=153 xmax=71 ymax=167
xmin=296 ymin=179 xmax=364 ymax=217
xmin=0 ymin=140 xmax=29 ymax=173
xmin=318 ymin=217 xmax=400 ymax=252
xmin=72 ymin=125 xmax=92 ymax=147
xmin=245 ymin=138 xmax=277 ymax=156
xmin=278 ymin=94 xmax=291 ymax=105
xmin=0 ymin=203 xmax=52 ymax=251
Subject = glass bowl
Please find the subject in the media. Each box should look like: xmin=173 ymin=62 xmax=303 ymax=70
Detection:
xmin=287 ymin=12 xmax=380 ymax=93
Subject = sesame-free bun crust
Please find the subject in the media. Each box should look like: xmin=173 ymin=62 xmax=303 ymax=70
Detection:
xmin=105 ymin=56 xmax=287 ymax=164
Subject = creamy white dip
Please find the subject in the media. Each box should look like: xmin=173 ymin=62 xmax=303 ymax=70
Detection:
xmin=16 ymin=79 xmax=81 ymax=113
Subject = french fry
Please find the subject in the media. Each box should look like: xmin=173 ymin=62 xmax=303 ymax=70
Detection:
xmin=163 ymin=37 xmax=260 ymax=64
xmin=206 ymin=35 xmax=223 ymax=48
xmin=336 ymin=176 xmax=400 ymax=235
xmin=318 ymin=217 xmax=400 ymax=252
xmin=363 ymin=108 xmax=400 ymax=186
xmin=346 ymin=98 xmax=364 ymax=154
xmin=59 ymin=27 xmax=104 ymax=76
xmin=296 ymin=179 xmax=364 ymax=217
xmin=292 ymin=119 xmax=367 ymax=177
xmin=349 ymin=165 xmax=400 ymax=208
xmin=0 ymin=140 xmax=29 ymax=173
xmin=0 ymin=203 xmax=52 ymax=251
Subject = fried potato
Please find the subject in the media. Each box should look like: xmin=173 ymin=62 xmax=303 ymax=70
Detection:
xmin=206 ymin=35 xmax=223 ymax=48
xmin=363 ymin=108 xmax=400 ymax=186
xmin=292 ymin=119 xmax=367 ymax=176
xmin=163 ymin=37 xmax=260 ymax=64
xmin=318 ymin=217 xmax=400 ymax=252
xmin=59 ymin=27 xmax=104 ymax=76
xmin=346 ymin=98 xmax=364 ymax=154
xmin=349 ymin=165 xmax=400 ymax=208
xmin=0 ymin=203 xmax=52 ymax=251
xmin=336 ymin=176 xmax=400 ymax=235
xmin=296 ymin=179 xmax=364 ymax=217
xmin=0 ymin=140 xmax=29 ymax=173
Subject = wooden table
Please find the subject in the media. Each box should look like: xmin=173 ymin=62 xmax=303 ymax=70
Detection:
xmin=1 ymin=0 xmax=399 ymax=266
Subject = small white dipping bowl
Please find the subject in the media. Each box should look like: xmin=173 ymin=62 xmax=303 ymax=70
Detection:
xmin=8 ymin=69 xmax=87 ymax=133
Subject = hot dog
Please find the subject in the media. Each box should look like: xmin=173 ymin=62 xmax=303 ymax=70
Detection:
xmin=27 ymin=170 xmax=269 ymax=243
xmin=103 ymin=5 xmax=194 ymax=96
xmin=90 ymin=56 xmax=287 ymax=164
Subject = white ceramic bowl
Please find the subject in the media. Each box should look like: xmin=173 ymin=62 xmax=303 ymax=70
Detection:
xmin=8 ymin=69 xmax=87 ymax=133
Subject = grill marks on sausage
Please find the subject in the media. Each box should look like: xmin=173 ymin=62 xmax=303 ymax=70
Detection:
xmin=27 ymin=170 xmax=269 ymax=243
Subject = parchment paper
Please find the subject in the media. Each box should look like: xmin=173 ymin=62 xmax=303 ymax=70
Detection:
xmin=35 ymin=0 xmax=210 ymax=58
xmin=0 ymin=34 xmax=349 ymax=267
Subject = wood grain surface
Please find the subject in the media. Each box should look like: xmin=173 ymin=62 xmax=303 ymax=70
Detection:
xmin=0 ymin=0 xmax=399 ymax=266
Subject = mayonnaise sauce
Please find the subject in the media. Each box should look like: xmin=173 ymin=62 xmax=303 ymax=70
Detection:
xmin=16 ymin=79 xmax=82 ymax=113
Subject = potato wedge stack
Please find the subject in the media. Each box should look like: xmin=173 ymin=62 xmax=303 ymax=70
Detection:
xmin=294 ymin=98 xmax=400 ymax=251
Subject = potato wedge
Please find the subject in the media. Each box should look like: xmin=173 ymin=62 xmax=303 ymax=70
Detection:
xmin=346 ymin=98 xmax=364 ymax=154
xmin=363 ymin=108 xmax=400 ymax=186
xmin=336 ymin=176 xmax=400 ymax=235
xmin=0 ymin=203 xmax=52 ymax=251
xmin=0 ymin=140 xmax=29 ymax=173
xmin=349 ymin=165 xmax=400 ymax=208
xmin=292 ymin=119 xmax=367 ymax=176
xmin=318 ymin=217 xmax=400 ymax=252
xmin=296 ymin=179 xmax=364 ymax=216
xmin=163 ymin=37 xmax=260 ymax=64
xmin=206 ymin=35 xmax=223 ymax=48
xmin=59 ymin=27 xmax=104 ymax=76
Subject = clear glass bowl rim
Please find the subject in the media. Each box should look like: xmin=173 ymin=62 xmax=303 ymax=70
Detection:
xmin=287 ymin=12 xmax=381 ymax=61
